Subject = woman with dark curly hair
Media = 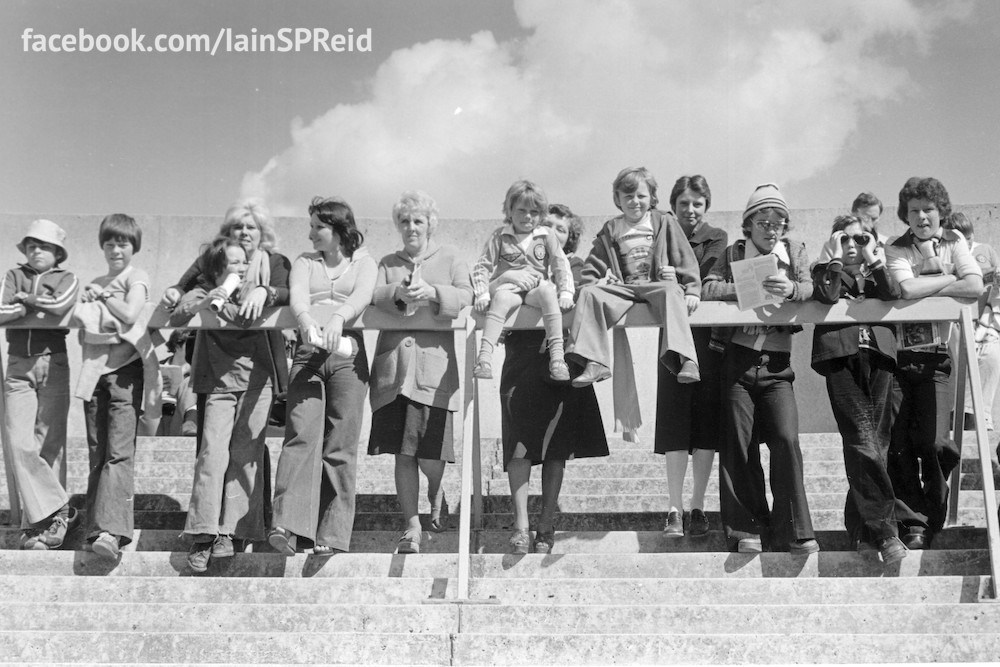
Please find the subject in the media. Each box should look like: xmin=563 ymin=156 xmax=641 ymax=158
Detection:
xmin=268 ymin=197 xmax=377 ymax=556
xmin=884 ymin=177 xmax=983 ymax=549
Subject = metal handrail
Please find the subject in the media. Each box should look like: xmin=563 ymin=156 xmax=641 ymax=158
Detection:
xmin=0 ymin=297 xmax=996 ymax=600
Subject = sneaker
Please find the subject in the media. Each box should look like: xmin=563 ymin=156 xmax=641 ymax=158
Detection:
xmin=509 ymin=529 xmax=531 ymax=555
xmin=737 ymin=536 xmax=762 ymax=553
xmin=877 ymin=536 xmax=907 ymax=564
xmin=548 ymin=359 xmax=570 ymax=383
xmin=31 ymin=515 xmax=69 ymax=550
xmin=187 ymin=540 xmax=213 ymax=573
xmin=211 ymin=535 xmax=235 ymax=558
xmin=688 ymin=509 xmax=710 ymax=537
xmin=663 ymin=511 xmax=684 ymax=538
xmin=91 ymin=532 xmax=120 ymax=560
xmin=789 ymin=538 xmax=820 ymax=556
xmin=19 ymin=527 xmax=42 ymax=550
xmin=533 ymin=530 xmax=555 ymax=554
xmin=677 ymin=360 xmax=700 ymax=384
xmin=473 ymin=358 xmax=493 ymax=380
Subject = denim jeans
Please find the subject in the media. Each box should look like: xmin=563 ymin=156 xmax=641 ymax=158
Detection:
xmin=184 ymin=384 xmax=273 ymax=540
xmin=272 ymin=336 xmax=369 ymax=551
xmin=823 ymin=351 xmax=899 ymax=544
xmin=3 ymin=352 xmax=70 ymax=525
xmin=83 ymin=359 xmax=143 ymax=544
xmin=719 ymin=345 xmax=814 ymax=546
xmin=890 ymin=351 xmax=960 ymax=533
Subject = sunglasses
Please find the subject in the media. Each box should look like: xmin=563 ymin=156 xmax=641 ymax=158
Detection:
xmin=752 ymin=219 xmax=788 ymax=232
xmin=840 ymin=233 xmax=872 ymax=246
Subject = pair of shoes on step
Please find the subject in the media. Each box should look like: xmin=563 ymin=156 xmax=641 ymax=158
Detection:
xmin=663 ymin=509 xmax=711 ymax=538
xmin=733 ymin=536 xmax=821 ymax=555
xmin=187 ymin=534 xmax=236 ymax=573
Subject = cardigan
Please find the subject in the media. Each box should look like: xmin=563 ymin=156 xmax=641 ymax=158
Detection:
xmin=369 ymin=242 xmax=473 ymax=412
xmin=579 ymin=209 xmax=701 ymax=297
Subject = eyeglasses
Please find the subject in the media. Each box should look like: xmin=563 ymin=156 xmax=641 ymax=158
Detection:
xmin=840 ymin=233 xmax=872 ymax=246
xmin=752 ymin=219 xmax=788 ymax=232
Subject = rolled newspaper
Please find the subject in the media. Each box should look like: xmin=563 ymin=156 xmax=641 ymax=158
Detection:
xmin=209 ymin=273 xmax=243 ymax=312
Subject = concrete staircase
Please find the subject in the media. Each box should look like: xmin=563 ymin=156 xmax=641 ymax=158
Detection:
xmin=1 ymin=432 xmax=999 ymax=664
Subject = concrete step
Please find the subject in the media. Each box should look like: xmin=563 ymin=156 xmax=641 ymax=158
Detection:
xmin=3 ymin=600 xmax=999 ymax=636
xmin=450 ymin=632 xmax=1000 ymax=665
xmin=466 ymin=575 xmax=993 ymax=605
xmin=3 ymin=527 xmax=988 ymax=554
xmin=0 ymin=601 xmax=459 ymax=633
xmin=0 ymin=550 xmax=988 ymax=579
xmin=0 ymin=573 xmax=989 ymax=606
xmin=0 ymin=630 xmax=452 ymax=665
xmin=2 ymin=629 xmax=996 ymax=665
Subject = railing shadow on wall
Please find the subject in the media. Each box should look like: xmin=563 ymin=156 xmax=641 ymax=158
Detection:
xmin=0 ymin=297 xmax=997 ymax=600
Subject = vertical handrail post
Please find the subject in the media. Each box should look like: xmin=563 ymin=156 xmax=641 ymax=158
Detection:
xmin=959 ymin=306 xmax=1000 ymax=599
xmin=456 ymin=316 xmax=477 ymax=600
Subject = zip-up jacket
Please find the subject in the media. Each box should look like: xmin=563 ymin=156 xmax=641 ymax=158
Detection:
xmin=0 ymin=263 xmax=79 ymax=356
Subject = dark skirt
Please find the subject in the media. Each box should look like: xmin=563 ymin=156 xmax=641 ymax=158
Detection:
xmin=500 ymin=330 xmax=609 ymax=469
xmin=368 ymin=395 xmax=455 ymax=462
xmin=655 ymin=327 xmax=724 ymax=453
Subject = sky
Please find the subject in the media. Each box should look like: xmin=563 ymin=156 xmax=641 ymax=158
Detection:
xmin=2 ymin=0 xmax=999 ymax=220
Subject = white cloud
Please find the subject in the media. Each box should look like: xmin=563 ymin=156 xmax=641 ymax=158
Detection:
xmin=241 ymin=0 xmax=969 ymax=217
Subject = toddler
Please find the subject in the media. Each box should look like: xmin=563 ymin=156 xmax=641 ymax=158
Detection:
xmin=471 ymin=180 xmax=573 ymax=382
xmin=0 ymin=219 xmax=79 ymax=550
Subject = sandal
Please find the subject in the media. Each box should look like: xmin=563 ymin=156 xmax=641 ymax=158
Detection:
xmin=268 ymin=526 xmax=297 ymax=556
xmin=429 ymin=496 xmax=449 ymax=533
xmin=533 ymin=530 xmax=555 ymax=554
xmin=509 ymin=529 xmax=531 ymax=555
xmin=397 ymin=530 xmax=421 ymax=554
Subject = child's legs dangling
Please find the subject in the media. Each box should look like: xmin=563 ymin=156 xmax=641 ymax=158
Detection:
xmin=524 ymin=282 xmax=565 ymax=364
xmin=477 ymin=288 xmax=524 ymax=378
xmin=639 ymin=283 xmax=698 ymax=376
xmin=481 ymin=288 xmax=524 ymax=353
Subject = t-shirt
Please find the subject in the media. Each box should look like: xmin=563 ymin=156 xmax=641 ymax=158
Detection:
xmin=86 ymin=265 xmax=149 ymax=371
xmin=610 ymin=215 xmax=654 ymax=284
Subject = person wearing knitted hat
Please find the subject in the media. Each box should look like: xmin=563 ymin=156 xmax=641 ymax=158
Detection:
xmin=702 ymin=183 xmax=819 ymax=554
xmin=0 ymin=219 xmax=80 ymax=550
xmin=884 ymin=177 xmax=983 ymax=549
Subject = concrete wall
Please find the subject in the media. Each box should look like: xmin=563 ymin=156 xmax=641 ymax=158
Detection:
xmin=2 ymin=203 xmax=998 ymax=441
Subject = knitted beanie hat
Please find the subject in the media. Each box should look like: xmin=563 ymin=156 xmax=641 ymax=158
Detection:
xmin=743 ymin=183 xmax=790 ymax=223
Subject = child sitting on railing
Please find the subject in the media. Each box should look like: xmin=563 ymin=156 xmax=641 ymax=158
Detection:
xmin=471 ymin=180 xmax=574 ymax=383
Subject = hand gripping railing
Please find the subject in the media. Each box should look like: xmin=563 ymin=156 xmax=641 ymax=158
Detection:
xmin=0 ymin=298 xmax=997 ymax=600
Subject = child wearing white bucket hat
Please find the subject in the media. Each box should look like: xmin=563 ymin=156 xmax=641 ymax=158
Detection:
xmin=0 ymin=219 xmax=80 ymax=550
